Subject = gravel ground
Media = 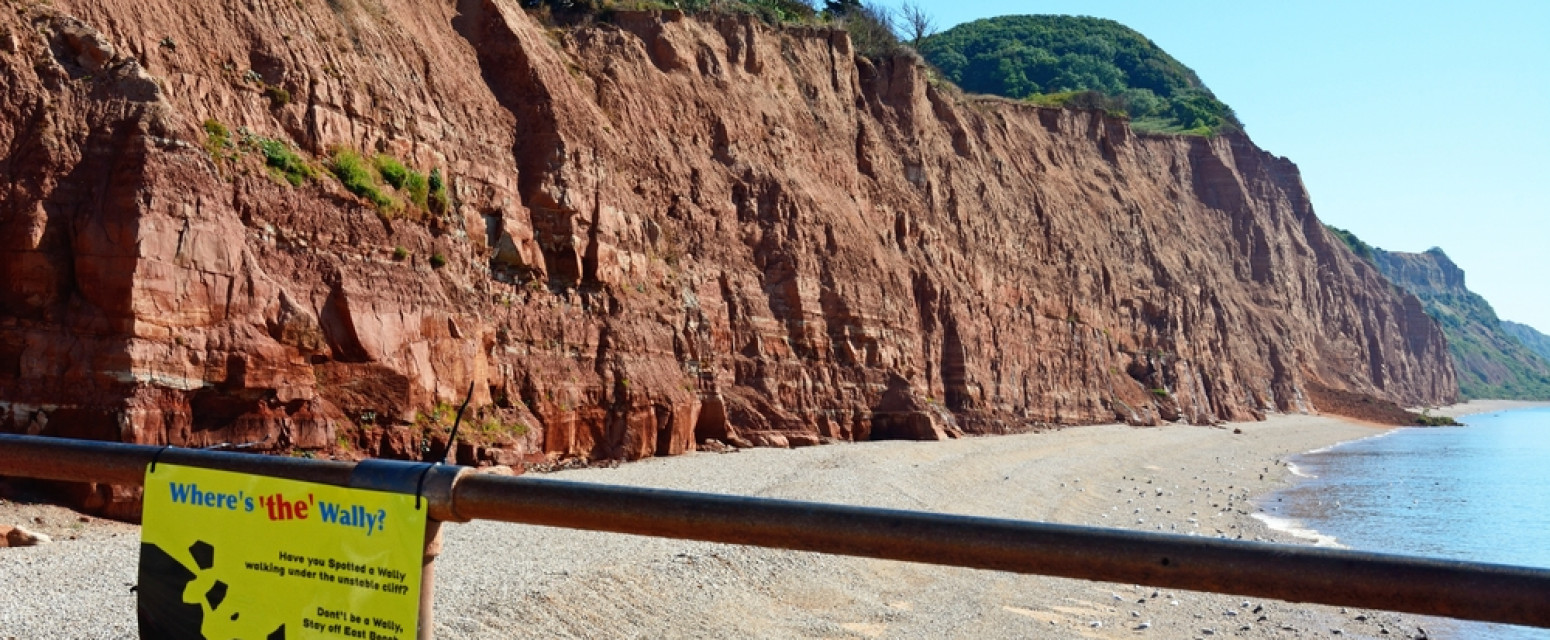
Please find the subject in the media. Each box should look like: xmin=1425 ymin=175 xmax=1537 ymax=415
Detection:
xmin=1 ymin=414 xmax=1464 ymax=639
xmin=433 ymin=415 xmax=1452 ymax=639
xmin=0 ymin=500 xmax=139 ymax=638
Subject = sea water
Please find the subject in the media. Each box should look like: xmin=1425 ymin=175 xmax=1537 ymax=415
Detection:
xmin=1261 ymin=407 xmax=1550 ymax=640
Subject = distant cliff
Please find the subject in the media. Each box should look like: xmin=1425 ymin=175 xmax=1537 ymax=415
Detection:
xmin=1368 ymin=247 xmax=1550 ymax=399
xmin=0 ymin=0 xmax=1454 ymax=496
xmin=1503 ymin=321 xmax=1550 ymax=364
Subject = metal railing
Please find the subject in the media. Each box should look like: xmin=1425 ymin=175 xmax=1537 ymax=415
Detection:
xmin=3 ymin=433 xmax=1549 ymax=636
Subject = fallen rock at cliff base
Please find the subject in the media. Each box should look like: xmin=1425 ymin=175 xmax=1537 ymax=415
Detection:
xmin=870 ymin=374 xmax=965 ymax=441
xmin=1 ymin=525 xmax=53 ymax=547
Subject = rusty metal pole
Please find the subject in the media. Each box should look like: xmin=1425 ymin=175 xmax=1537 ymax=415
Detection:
xmin=351 ymin=459 xmax=467 ymax=640
xmin=348 ymin=456 xmax=465 ymax=640
xmin=417 ymin=520 xmax=442 ymax=640
xmin=0 ymin=434 xmax=358 ymax=486
xmin=410 ymin=381 xmax=474 ymax=640
xmin=3 ymin=434 xmax=1550 ymax=629
xmin=446 ymin=474 xmax=1550 ymax=628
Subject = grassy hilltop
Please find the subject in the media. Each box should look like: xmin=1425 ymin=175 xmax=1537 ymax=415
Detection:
xmin=919 ymin=15 xmax=1241 ymax=135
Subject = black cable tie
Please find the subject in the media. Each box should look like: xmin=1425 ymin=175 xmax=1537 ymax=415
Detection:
xmin=149 ymin=445 xmax=171 ymax=473
xmin=412 ymin=462 xmax=437 ymax=511
xmin=445 ymin=381 xmax=476 ymax=465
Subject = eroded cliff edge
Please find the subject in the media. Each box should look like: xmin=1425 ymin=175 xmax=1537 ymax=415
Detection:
xmin=0 ymin=2 xmax=1455 ymax=480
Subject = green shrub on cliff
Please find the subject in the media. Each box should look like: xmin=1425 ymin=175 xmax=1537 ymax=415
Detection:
xmin=918 ymin=15 xmax=1241 ymax=135
xmin=202 ymin=119 xmax=237 ymax=162
xmin=1026 ymin=90 xmax=1129 ymax=117
xmin=374 ymin=155 xmax=430 ymax=209
xmin=254 ymin=137 xmax=315 ymax=186
xmin=477 ymin=415 xmax=531 ymax=438
xmin=730 ymin=0 xmax=818 ymax=24
xmin=520 ymin=0 xmax=902 ymax=59
xmin=831 ymin=2 xmax=899 ymax=58
xmin=401 ymin=171 xmax=429 ymax=210
xmin=329 ymin=149 xmax=397 ymax=211
xmin=375 ymin=154 xmax=410 ymax=188
xmin=1324 ymin=224 xmax=1376 ymax=263
xmin=203 ymin=119 xmax=229 ymax=146
xmin=428 ymin=168 xmax=450 ymax=214
xmin=263 ymin=84 xmax=291 ymax=109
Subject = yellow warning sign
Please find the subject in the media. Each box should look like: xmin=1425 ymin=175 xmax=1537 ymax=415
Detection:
xmin=139 ymin=463 xmax=426 ymax=639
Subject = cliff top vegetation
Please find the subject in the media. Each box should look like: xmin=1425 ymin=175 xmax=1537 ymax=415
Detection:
xmin=918 ymin=15 xmax=1242 ymax=135
xmin=1325 ymin=224 xmax=1376 ymax=263
xmin=524 ymin=0 xmax=903 ymax=56
xmin=526 ymin=4 xmax=1238 ymax=135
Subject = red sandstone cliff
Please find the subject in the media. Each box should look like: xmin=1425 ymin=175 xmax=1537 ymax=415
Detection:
xmin=0 ymin=1 xmax=1455 ymax=480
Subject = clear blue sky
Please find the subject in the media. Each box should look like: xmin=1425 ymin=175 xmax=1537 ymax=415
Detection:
xmin=885 ymin=1 xmax=1550 ymax=333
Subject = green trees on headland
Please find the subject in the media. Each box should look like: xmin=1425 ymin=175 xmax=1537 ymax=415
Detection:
xmin=918 ymin=15 xmax=1242 ymax=135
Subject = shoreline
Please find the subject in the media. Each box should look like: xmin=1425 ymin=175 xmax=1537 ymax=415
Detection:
xmin=1 ymin=409 xmax=1529 ymax=638
xmin=431 ymin=414 xmax=1454 ymax=639
xmin=1247 ymin=425 xmax=1403 ymax=551
xmin=1424 ymin=399 xmax=1550 ymax=418
xmin=1252 ymin=402 xmax=1550 ymax=640
xmin=1246 ymin=398 xmax=1550 ymax=553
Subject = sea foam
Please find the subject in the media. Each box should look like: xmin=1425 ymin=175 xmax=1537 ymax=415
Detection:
xmin=1251 ymin=512 xmax=1344 ymax=548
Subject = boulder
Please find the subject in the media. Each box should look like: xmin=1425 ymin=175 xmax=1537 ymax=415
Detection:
xmin=2 ymin=526 xmax=52 ymax=547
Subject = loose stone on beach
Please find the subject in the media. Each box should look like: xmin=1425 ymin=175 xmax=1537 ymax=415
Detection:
xmin=0 ymin=525 xmax=51 ymax=548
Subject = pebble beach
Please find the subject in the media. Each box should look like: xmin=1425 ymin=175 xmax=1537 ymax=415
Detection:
xmin=7 ymin=408 xmax=1535 ymax=638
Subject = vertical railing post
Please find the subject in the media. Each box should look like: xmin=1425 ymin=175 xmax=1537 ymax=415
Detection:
xmin=350 ymin=457 xmax=469 ymax=640
xmin=418 ymin=519 xmax=443 ymax=640
xmin=417 ymin=381 xmax=475 ymax=639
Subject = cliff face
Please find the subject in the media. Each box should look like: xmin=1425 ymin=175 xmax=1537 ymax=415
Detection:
xmin=1372 ymin=248 xmax=1467 ymax=297
xmin=1502 ymin=321 xmax=1550 ymax=365
xmin=0 ymin=2 xmax=1455 ymax=473
xmin=1373 ymin=249 xmax=1550 ymax=399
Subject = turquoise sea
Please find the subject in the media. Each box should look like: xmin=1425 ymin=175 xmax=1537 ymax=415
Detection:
xmin=1261 ymin=407 xmax=1550 ymax=640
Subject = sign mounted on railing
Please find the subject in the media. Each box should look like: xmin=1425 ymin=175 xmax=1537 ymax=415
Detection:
xmin=138 ymin=463 xmax=426 ymax=639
